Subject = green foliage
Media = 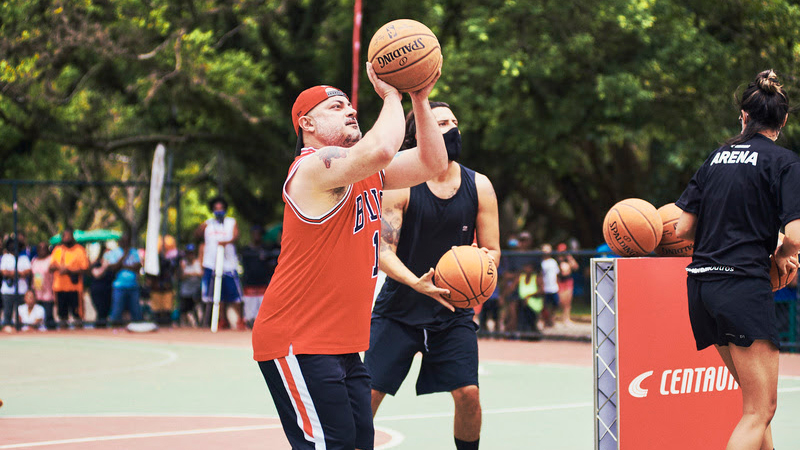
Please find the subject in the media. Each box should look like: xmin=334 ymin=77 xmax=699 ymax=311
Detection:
xmin=2 ymin=0 xmax=800 ymax=246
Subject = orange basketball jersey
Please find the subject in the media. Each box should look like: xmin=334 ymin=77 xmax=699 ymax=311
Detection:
xmin=252 ymin=148 xmax=384 ymax=361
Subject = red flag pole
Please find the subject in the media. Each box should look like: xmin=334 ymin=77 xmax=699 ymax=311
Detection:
xmin=352 ymin=0 xmax=362 ymax=110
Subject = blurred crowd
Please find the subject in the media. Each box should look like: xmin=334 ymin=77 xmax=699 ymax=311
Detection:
xmin=0 ymin=208 xmax=281 ymax=333
xmin=477 ymin=231 xmax=590 ymax=335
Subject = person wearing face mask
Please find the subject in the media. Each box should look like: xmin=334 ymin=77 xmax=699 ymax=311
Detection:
xmin=194 ymin=196 xmax=243 ymax=330
xmin=367 ymin=102 xmax=501 ymax=450
xmin=49 ymin=227 xmax=89 ymax=329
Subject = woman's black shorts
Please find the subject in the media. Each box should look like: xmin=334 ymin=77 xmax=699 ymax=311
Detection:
xmin=686 ymin=276 xmax=779 ymax=351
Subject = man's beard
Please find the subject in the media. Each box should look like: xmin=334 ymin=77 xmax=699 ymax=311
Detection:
xmin=342 ymin=131 xmax=362 ymax=147
xmin=317 ymin=123 xmax=362 ymax=148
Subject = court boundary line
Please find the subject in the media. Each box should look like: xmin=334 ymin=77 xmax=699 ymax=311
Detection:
xmin=0 ymin=424 xmax=281 ymax=449
xmin=0 ymin=415 xmax=404 ymax=450
xmin=3 ymin=339 xmax=178 ymax=385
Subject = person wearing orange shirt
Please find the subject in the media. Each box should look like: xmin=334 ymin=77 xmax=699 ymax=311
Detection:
xmin=251 ymin=61 xmax=447 ymax=450
xmin=49 ymin=228 xmax=89 ymax=329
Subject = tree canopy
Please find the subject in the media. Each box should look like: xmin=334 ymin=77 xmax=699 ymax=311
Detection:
xmin=3 ymin=0 xmax=800 ymax=246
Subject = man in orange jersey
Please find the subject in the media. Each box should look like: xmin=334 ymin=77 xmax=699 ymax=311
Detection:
xmin=252 ymin=61 xmax=447 ymax=450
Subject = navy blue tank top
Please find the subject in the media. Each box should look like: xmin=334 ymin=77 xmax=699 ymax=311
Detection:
xmin=373 ymin=164 xmax=479 ymax=330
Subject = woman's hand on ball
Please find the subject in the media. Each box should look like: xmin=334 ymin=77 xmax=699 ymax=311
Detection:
xmin=774 ymin=249 xmax=799 ymax=277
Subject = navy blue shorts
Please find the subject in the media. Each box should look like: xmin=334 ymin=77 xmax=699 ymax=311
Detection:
xmin=258 ymin=349 xmax=374 ymax=450
xmin=687 ymin=276 xmax=780 ymax=351
xmin=201 ymin=268 xmax=242 ymax=303
xmin=365 ymin=316 xmax=479 ymax=396
xmin=544 ymin=292 xmax=560 ymax=307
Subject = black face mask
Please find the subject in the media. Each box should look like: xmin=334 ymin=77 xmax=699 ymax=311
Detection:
xmin=443 ymin=127 xmax=461 ymax=161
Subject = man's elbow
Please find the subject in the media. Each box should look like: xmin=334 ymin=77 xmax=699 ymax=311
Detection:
xmin=369 ymin=140 xmax=398 ymax=168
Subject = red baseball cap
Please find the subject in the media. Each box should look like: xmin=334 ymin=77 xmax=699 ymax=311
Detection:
xmin=291 ymin=85 xmax=349 ymax=135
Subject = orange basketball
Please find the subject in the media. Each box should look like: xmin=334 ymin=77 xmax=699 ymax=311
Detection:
xmin=367 ymin=19 xmax=442 ymax=92
xmin=771 ymin=232 xmax=798 ymax=291
xmin=602 ymin=198 xmax=663 ymax=257
xmin=654 ymin=203 xmax=694 ymax=257
xmin=769 ymin=256 xmax=797 ymax=291
xmin=434 ymin=245 xmax=497 ymax=309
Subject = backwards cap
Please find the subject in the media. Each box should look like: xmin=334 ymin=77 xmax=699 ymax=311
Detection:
xmin=291 ymin=85 xmax=349 ymax=135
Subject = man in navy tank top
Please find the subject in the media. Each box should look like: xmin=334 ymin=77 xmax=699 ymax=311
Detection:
xmin=366 ymin=102 xmax=501 ymax=450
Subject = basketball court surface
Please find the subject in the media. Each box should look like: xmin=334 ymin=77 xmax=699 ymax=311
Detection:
xmin=2 ymin=329 xmax=799 ymax=449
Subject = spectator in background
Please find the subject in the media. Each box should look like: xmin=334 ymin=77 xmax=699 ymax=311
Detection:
xmin=498 ymin=267 xmax=521 ymax=333
xmin=516 ymin=261 xmax=542 ymax=332
xmin=147 ymin=236 xmax=178 ymax=326
xmin=89 ymin=244 xmax=114 ymax=328
xmin=195 ymin=196 xmax=242 ymax=330
xmin=556 ymin=242 xmax=579 ymax=326
xmin=2 ymin=237 xmax=32 ymax=332
xmin=479 ymin=270 xmax=502 ymax=332
xmin=30 ymin=242 xmax=55 ymax=329
xmin=15 ymin=233 xmax=32 ymax=258
xmin=240 ymin=225 xmax=272 ymax=329
xmin=18 ymin=290 xmax=45 ymax=332
xmin=107 ymin=233 xmax=143 ymax=326
xmin=517 ymin=231 xmax=532 ymax=250
xmin=178 ymin=244 xmax=203 ymax=327
xmin=50 ymin=228 xmax=88 ymax=329
xmin=540 ymin=243 xmax=560 ymax=328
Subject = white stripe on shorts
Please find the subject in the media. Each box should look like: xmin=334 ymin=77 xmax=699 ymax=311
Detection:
xmin=274 ymin=345 xmax=326 ymax=449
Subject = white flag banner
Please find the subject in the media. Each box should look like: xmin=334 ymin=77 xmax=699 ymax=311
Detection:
xmin=144 ymin=144 xmax=166 ymax=275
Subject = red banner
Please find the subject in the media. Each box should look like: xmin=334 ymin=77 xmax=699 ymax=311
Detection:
xmin=616 ymin=257 xmax=741 ymax=449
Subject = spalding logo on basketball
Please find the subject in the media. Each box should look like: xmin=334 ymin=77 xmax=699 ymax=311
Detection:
xmin=602 ymin=198 xmax=663 ymax=257
xmin=368 ymin=19 xmax=442 ymax=92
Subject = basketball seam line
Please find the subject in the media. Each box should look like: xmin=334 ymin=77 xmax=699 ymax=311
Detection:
xmin=396 ymin=57 xmax=442 ymax=92
xmin=369 ymin=33 xmax=437 ymax=58
xmin=607 ymin=208 xmax=646 ymax=255
xmin=611 ymin=208 xmax=644 ymax=253
xmin=454 ymin=249 xmax=479 ymax=301
xmin=372 ymin=46 xmax=441 ymax=77
xmin=624 ymin=203 xmax=660 ymax=245
xmin=436 ymin=270 xmax=470 ymax=303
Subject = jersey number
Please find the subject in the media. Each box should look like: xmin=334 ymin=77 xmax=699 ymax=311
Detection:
xmin=372 ymin=231 xmax=379 ymax=278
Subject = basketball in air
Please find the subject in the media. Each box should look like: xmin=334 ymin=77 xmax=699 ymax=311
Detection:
xmin=434 ymin=245 xmax=497 ymax=309
xmin=367 ymin=19 xmax=442 ymax=92
xmin=602 ymin=198 xmax=663 ymax=257
xmin=654 ymin=203 xmax=694 ymax=257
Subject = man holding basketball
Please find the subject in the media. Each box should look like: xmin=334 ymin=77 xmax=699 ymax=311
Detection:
xmin=251 ymin=61 xmax=447 ymax=450
xmin=367 ymin=102 xmax=500 ymax=450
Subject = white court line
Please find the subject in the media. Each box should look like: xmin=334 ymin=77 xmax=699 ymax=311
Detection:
xmin=778 ymin=386 xmax=800 ymax=393
xmin=375 ymin=426 xmax=405 ymax=449
xmin=0 ymin=424 xmax=281 ymax=449
xmin=2 ymin=340 xmax=178 ymax=385
xmin=0 ymin=415 xmax=406 ymax=450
